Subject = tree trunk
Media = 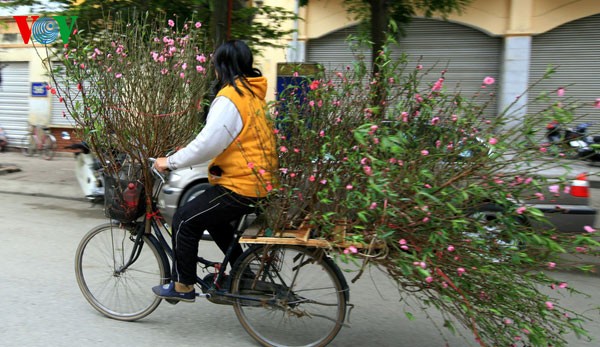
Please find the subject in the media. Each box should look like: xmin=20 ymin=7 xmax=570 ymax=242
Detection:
xmin=369 ymin=0 xmax=389 ymax=76
xmin=369 ymin=0 xmax=390 ymax=111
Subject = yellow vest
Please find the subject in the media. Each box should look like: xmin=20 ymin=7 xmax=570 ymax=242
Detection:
xmin=208 ymin=77 xmax=278 ymax=197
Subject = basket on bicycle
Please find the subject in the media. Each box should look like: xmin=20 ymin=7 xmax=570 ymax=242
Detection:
xmin=103 ymin=166 xmax=146 ymax=223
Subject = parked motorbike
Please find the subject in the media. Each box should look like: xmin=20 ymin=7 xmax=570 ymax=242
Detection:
xmin=545 ymin=121 xmax=598 ymax=160
xmin=62 ymin=133 xmax=105 ymax=201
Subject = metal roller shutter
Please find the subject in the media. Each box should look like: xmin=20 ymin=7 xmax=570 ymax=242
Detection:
xmin=530 ymin=13 xmax=600 ymax=134
xmin=0 ymin=62 xmax=30 ymax=145
xmin=50 ymin=63 xmax=78 ymax=127
xmin=307 ymin=18 xmax=501 ymax=115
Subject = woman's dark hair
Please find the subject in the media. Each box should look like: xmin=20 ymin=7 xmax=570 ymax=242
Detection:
xmin=213 ymin=40 xmax=262 ymax=96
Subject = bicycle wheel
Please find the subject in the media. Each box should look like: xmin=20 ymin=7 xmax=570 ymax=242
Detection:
xmin=75 ymin=222 xmax=169 ymax=321
xmin=231 ymin=245 xmax=347 ymax=347
xmin=41 ymin=134 xmax=57 ymax=160
xmin=20 ymin=134 xmax=35 ymax=156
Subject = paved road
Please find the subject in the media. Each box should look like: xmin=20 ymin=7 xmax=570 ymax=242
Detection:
xmin=1 ymin=151 xmax=600 ymax=346
xmin=1 ymin=192 xmax=600 ymax=347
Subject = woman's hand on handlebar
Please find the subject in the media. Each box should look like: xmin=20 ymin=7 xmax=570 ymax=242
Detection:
xmin=153 ymin=157 xmax=170 ymax=173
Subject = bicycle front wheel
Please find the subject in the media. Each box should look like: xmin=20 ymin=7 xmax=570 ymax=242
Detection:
xmin=74 ymin=222 xmax=169 ymax=321
xmin=41 ymin=134 xmax=57 ymax=160
xmin=231 ymin=245 xmax=347 ymax=347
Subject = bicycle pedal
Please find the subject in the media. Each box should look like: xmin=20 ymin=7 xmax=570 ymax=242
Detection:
xmin=165 ymin=298 xmax=179 ymax=305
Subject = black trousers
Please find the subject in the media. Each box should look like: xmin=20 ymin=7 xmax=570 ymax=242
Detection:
xmin=171 ymin=184 xmax=258 ymax=285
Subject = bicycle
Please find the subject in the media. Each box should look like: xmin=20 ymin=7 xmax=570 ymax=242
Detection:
xmin=74 ymin=159 xmax=350 ymax=347
xmin=20 ymin=124 xmax=57 ymax=160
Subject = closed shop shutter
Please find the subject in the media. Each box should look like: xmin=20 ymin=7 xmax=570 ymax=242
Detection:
xmin=530 ymin=13 xmax=600 ymax=134
xmin=0 ymin=62 xmax=30 ymax=145
xmin=50 ymin=63 xmax=78 ymax=127
xmin=306 ymin=18 xmax=502 ymax=116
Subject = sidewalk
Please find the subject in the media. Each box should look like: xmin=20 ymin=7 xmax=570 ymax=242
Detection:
xmin=0 ymin=150 xmax=82 ymax=200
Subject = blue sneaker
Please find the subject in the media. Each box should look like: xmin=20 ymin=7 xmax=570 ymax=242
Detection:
xmin=152 ymin=282 xmax=195 ymax=302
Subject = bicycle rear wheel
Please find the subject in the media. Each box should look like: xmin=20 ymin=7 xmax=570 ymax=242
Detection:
xmin=41 ymin=134 xmax=57 ymax=160
xmin=20 ymin=134 xmax=35 ymax=156
xmin=74 ymin=222 xmax=169 ymax=321
xmin=231 ymin=245 xmax=347 ymax=347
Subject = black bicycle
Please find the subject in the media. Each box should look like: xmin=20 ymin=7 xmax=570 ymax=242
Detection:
xmin=74 ymin=160 xmax=350 ymax=347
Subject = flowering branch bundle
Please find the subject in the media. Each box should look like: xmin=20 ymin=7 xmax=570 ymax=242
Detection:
xmin=45 ymin=13 xmax=212 ymax=211
xmin=266 ymin=53 xmax=600 ymax=346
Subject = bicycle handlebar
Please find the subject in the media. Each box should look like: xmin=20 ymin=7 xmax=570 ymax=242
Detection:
xmin=148 ymin=158 xmax=167 ymax=184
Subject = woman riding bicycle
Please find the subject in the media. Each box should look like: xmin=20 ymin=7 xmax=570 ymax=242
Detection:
xmin=152 ymin=40 xmax=278 ymax=302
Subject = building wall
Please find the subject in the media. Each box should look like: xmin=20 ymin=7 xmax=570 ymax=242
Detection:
xmin=2 ymin=0 xmax=600 ymax=132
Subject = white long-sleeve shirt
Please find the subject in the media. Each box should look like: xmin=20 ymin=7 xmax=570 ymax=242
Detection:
xmin=167 ymin=96 xmax=243 ymax=170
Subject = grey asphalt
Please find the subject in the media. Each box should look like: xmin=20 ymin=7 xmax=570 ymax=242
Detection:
xmin=2 ymin=150 xmax=600 ymax=346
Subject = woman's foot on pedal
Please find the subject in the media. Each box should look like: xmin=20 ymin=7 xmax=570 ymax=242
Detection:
xmin=152 ymin=282 xmax=195 ymax=302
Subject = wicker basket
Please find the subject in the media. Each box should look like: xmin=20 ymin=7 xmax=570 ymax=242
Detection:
xmin=103 ymin=172 xmax=146 ymax=223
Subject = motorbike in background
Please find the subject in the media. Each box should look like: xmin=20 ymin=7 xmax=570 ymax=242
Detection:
xmin=62 ymin=133 xmax=105 ymax=201
xmin=545 ymin=121 xmax=600 ymax=161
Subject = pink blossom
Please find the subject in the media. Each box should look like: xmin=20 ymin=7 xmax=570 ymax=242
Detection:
xmin=447 ymin=245 xmax=455 ymax=252
xmin=557 ymin=87 xmax=565 ymax=96
xmin=451 ymin=114 xmax=458 ymax=122
xmin=196 ymin=54 xmax=207 ymax=63
xmin=115 ymin=73 xmax=123 ymax=78
xmin=595 ymin=98 xmax=600 ymax=108
xmin=548 ymin=262 xmax=556 ymax=269
xmin=258 ymin=169 xmax=266 ymax=175
xmin=416 ymin=64 xmax=423 ymax=70
xmin=545 ymin=301 xmax=554 ymax=310
xmin=421 ymin=150 xmax=429 ymax=156
xmin=369 ymin=202 xmax=377 ymax=210
xmin=196 ymin=66 xmax=205 ymax=73
xmin=181 ymin=63 xmax=187 ymax=70
xmin=168 ymin=19 xmax=175 ymax=27
xmin=346 ymin=184 xmax=353 ymax=190
xmin=584 ymin=225 xmax=596 ymax=233
xmin=320 ymin=179 xmax=327 ymax=185
xmin=457 ymin=267 xmax=466 ymax=276
xmin=540 ymin=147 xmax=548 ymax=153
xmin=535 ymin=192 xmax=545 ymax=200
xmin=488 ymin=138 xmax=498 ymax=145
xmin=179 ymin=72 xmax=185 ymax=78
xmin=319 ymin=130 xmax=325 ymax=137
xmin=247 ymin=162 xmax=255 ymax=169
xmin=559 ymin=282 xmax=568 ymax=289
xmin=343 ymin=246 xmax=358 ymax=255
xmin=399 ymin=239 xmax=407 ymax=245
xmin=265 ymin=183 xmax=273 ymax=192
xmin=363 ymin=166 xmax=373 ymax=176
xmin=503 ymin=318 xmax=513 ymax=325
xmin=309 ymin=100 xmax=315 ymax=107
xmin=422 ymin=217 xmax=430 ymax=222
xmin=431 ymin=117 xmax=440 ymax=125
xmin=195 ymin=22 xmax=202 ymax=28
xmin=483 ymin=76 xmax=495 ymax=85
xmin=309 ymin=80 xmax=320 ymax=90
xmin=425 ymin=276 xmax=434 ymax=283
xmin=431 ymin=78 xmax=444 ymax=92
xmin=309 ymin=175 xmax=316 ymax=182
xmin=548 ymin=185 xmax=560 ymax=194
xmin=279 ymin=146 xmax=288 ymax=153
xmin=516 ymin=206 xmax=526 ymax=214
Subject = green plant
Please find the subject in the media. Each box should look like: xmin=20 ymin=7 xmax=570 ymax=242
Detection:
xmin=265 ymin=50 xmax=600 ymax=346
xmin=43 ymin=13 xmax=213 ymax=210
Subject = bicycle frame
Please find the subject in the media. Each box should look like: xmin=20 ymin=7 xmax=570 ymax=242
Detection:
xmin=117 ymin=164 xmax=271 ymax=303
